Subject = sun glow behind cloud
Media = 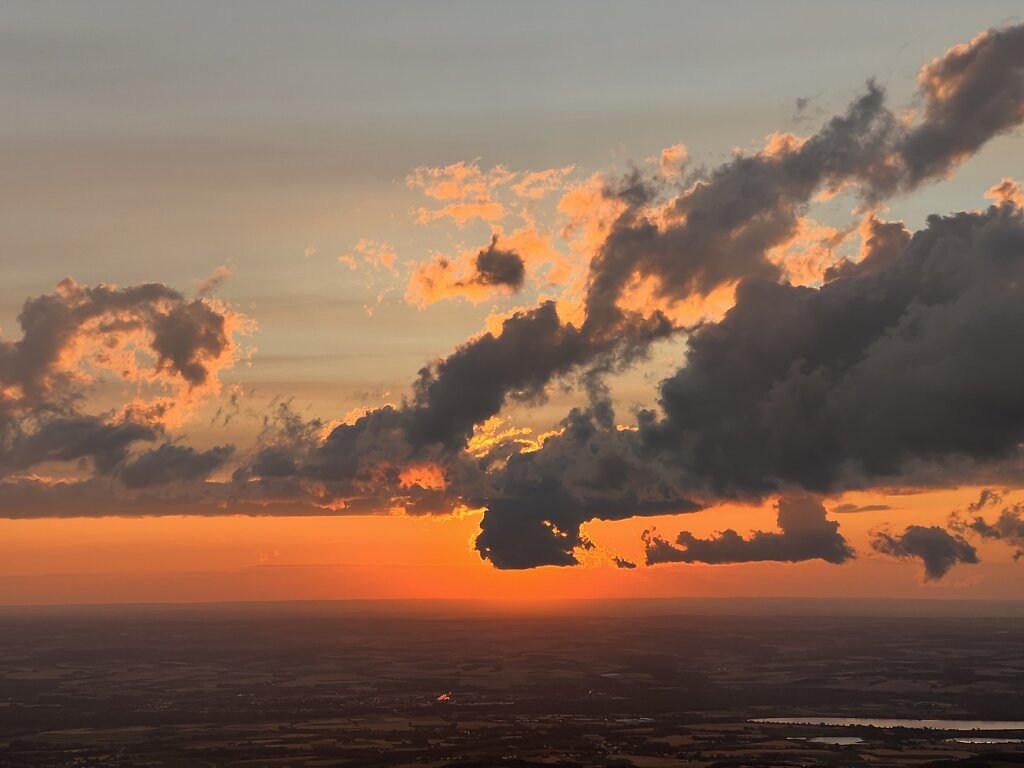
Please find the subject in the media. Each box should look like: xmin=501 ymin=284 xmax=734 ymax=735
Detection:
xmin=2 ymin=486 xmax=1023 ymax=605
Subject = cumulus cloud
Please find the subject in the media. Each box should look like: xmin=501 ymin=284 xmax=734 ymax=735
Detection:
xmin=986 ymin=178 xmax=1024 ymax=207
xmin=586 ymin=24 xmax=1024 ymax=326
xmin=405 ymin=236 xmax=526 ymax=306
xmin=644 ymin=496 xmax=854 ymax=566
xmin=951 ymin=490 xmax=1024 ymax=560
xmin=407 ymin=303 xmax=670 ymax=450
xmin=473 ymin=404 xmax=701 ymax=568
xmin=474 ymin=237 xmax=526 ymax=289
xmin=823 ymin=215 xmax=911 ymax=282
xmin=871 ymin=525 xmax=979 ymax=580
xmin=119 ymin=444 xmax=234 ymax=489
xmin=227 ymin=300 xmax=675 ymax=537
xmin=961 ymin=506 xmax=1024 ymax=560
xmin=639 ymin=202 xmax=1024 ymax=498
xmin=0 ymin=278 xmax=246 ymax=411
xmin=0 ymin=278 xmax=249 ymax=482
xmin=896 ymin=25 xmax=1024 ymax=189
xmin=9 ymin=415 xmax=159 ymax=476
xmin=583 ymin=85 xmax=892 ymax=326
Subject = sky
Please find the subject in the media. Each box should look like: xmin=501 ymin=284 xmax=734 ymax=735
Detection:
xmin=2 ymin=2 xmax=1024 ymax=605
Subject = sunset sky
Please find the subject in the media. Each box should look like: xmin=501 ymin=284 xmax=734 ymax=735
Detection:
xmin=3 ymin=2 xmax=1024 ymax=605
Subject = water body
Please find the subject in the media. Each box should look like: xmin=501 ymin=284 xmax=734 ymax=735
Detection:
xmin=810 ymin=736 xmax=864 ymax=745
xmin=754 ymin=718 xmax=1024 ymax=731
xmin=949 ymin=738 xmax=1024 ymax=744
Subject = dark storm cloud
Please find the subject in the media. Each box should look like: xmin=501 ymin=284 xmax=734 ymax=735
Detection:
xmin=644 ymin=496 xmax=854 ymax=566
xmin=120 ymin=444 xmax=234 ymax=489
xmin=952 ymin=490 xmax=1024 ymax=560
xmin=473 ymin=406 xmax=700 ymax=569
xmin=148 ymin=299 xmax=235 ymax=388
xmin=241 ymin=299 xmax=675 ymax=507
xmin=586 ymin=24 xmax=1024 ymax=321
xmin=231 ymin=399 xmax=483 ymax=519
xmin=472 ymin=236 xmax=525 ymax=289
xmin=9 ymin=416 xmax=159 ymax=475
xmin=408 ymin=301 xmax=595 ymax=450
xmin=229 ymin=300 xmax=675 ymax=527
xmin=227 ymin=23 xmax=1024 ymax=570
xmin=255 ymin=90 xmax=909 ymax=523
xmin=585 ymin=84 xmax=894 ymax=324
xmin=824 ymin=216 xmax=912 ymax=282
xmin=639 ymin=203 xmax=1024 ymax=498
xmin=964 ymin=507 xmax=1024 ymax=559
xmin=871 ymin=525 xmax=979 ymax=580
xmin=895 ymin=24 xmax=1024 ymax=190
xmin=248 ymin=23 xmax=1024 ymax=466
xmin=460 ymin=25 xmax=1024 ymax=568
xmin=405 ymin=302 xmax=672 ymax=450
xmin=313 ymin=21 xmax=1024 ymax=493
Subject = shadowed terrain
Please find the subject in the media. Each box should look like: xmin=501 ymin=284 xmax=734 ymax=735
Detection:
xmin=1 ymin=601 xmax=1023 ymax=766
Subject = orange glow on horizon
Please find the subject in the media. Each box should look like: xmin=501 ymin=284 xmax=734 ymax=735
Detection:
xmin=1 ymin=486 xmax=1022 ymax=606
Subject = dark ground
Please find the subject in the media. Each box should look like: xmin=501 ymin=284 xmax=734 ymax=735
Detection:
xmin=1 ymin=601 xmax=1023 ymax=767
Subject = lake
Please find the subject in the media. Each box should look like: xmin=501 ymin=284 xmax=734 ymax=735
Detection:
xmin=753 ymin=718 xmax=1024 ymax=731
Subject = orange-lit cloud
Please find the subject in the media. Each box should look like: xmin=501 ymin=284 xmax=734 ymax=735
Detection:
xmin=766 ymin=217 xmax=851 ymax=286
xmin=407 ymin=160 xmax=514 ymax=225
xmin=405 ymin=236 xmax=526 ymax=307
xmin=341 ymin=238 xmax=399 ymax=275
xmin=511 ymin=165 xmax=575 ymax=199
xmin=986 ymin=177 xmax=1024 ymax=207
xmin=659 ymin=143 xmax=689 ymax=177
xmin=398 ymin=463 xmax=447 ymax=491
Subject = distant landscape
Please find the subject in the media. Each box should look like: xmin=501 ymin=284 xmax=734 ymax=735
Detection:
xmin=1 ymin=601 xmax=1023 ymax=767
